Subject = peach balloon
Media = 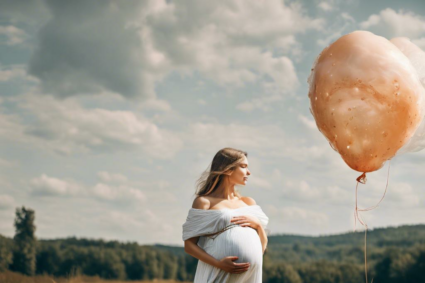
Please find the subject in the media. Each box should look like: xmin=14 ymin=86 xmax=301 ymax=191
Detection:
xmin=308 ymin=31 xmax=425 ymax=173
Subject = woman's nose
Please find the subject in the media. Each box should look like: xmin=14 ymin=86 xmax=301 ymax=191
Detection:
xmin=247 ymin=169 xmax=251 ymax=175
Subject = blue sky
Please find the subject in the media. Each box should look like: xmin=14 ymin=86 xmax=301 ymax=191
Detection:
xmin=1 ymin=0 xmax=425 ymax=246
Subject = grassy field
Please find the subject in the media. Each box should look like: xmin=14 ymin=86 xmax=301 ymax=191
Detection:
xmin=0 ymin=271 xmax=191 ymax=283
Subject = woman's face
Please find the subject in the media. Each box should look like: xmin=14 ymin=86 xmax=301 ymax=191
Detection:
xmin=228 ymin=156 xmax=250 ymax=186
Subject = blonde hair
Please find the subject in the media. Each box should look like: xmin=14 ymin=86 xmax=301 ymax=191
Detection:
xmin=195 ymin=147 xmax=248 ymax=198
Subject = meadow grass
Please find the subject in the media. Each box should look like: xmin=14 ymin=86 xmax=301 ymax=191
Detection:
xmin=0 ymin=271 xmax=191 ymax=283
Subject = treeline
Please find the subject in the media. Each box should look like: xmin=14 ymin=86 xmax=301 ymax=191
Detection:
xmin=260 ymin=224 xmax=425 ymax=282
xmin=262 ymin=245 xmax=425 ymax=283
xmin=1 ymin=233 xmax=199 ymax=281
xmin=1 ymin=206 xmax=424 ymax=282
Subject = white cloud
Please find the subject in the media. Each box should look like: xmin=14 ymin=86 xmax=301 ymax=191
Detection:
xmin=0 ymin=64 xmax=32 ymax=82
xmin=386 ymin=182 xmax=420 ymax=207
xmin=183 ymin=121 xmax=341 ymax=164
xmin=316 ymin=28 xmax=346 ymax=47
xmin=236 ymin=95 xmax=283 ymax=112
xmin=28 ymin=173 xmax=146 ymax=203
xmin=145 ymin=0 xmax=317 ymax=95
xmin=26 ymin=0 xmax=322 ymax=99
xmin=266 ymin=204 xmax=330 ymax=228
xmin=184 ymin=122 xmax=290 ymax=155
xmin=0 ymin=25 xmax=27 ymax=45
xmin=30 ymin=174 xmax=82 ymax=196
xmin=318 ymin=2 xmax=333 ymax=12
xmin=0 ymin=194 xmax=15 ymax=210
xmin=283 ymin=179 xmax=351 ymax=204
xmin=7 ymin=93 xmax=182 ymax=158
xmin=298 ymin=114 xmax=317 ymax=130
xmin=92 ymin=183 xmax=146 ymax=202
xmin=341 ymin=12 xmax=355 ymax=23
xmin=0 ymin=158 xmax=18 ymax=168
xmin=97 ymin=172 xmax=128 ymax=183
xmin=247 ymin=176 xmax=273 ymax=190
xmin=137 ymin=98 xmax=172 ymax=112
xmin=360 ymin=15 xmax=380 ymax=29
xmin=0 ymin=0 xmax=50 ymax=26
xmin=358 ymin=178 xmax=421 ymax=209
xmin=315 ymin=11 xmax=356 ymax=47
xmin=360 ymin=8 xmax=425 ymax=39
xmin=0 ymin=112 xmax=29 ymax=144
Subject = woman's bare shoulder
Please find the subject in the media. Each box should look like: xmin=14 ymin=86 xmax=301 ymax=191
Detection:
xmin=241 ymin=196 xmax=257 ymax=206
xmin=192 ymin=196 xmax=211 ymax=210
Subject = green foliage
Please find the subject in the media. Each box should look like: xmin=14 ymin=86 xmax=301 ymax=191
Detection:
xmin=0 ymin=235 xmax=13 ymax=271
xmin=264 ymin=263 xmax=302 ymax=283
xmin=36 ymin=243 xmax=61 ymax=275
xmin=9 ymin=206 xmax=37 ymax=276
xmin=1 ymin=216 xmax=424 ymax=282
xmin=373 ymin=246 xmax=425 ymax=283
xmin=295 ymin=260 xmax=363 ymax=283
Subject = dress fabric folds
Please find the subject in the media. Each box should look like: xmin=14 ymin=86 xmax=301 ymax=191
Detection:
xmin=182 ymin=205 xmax=269 ymax=283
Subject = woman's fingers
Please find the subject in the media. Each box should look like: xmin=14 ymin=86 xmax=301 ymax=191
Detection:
xmin=233 ymin=269 xmax=249 ymax=274
xmin=232 ymin=266 xmax=250 ymax=273
xmin=231 ymin=217 xmax=247 ymax=225
xmin=226 ymin=260 xmax=250 ymax=274
xmin=234 ymin=262 xmax=250 ymax=267
xmin=231 ymin=216 xmax=245 ymax=221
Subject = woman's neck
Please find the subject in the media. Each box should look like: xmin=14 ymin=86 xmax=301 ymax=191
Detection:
xmin=210 ymin=183 xmax=237 ymax=200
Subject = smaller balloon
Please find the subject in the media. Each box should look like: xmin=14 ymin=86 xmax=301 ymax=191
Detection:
xmin=390 ymin=37 xmax=425 ymax=155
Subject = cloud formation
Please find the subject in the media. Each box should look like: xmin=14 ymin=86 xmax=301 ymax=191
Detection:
xmin=0 ymin=25 xmax=27 ymax=46
xmin=5 ymin=93 xmax=182 ymax=158
xmin=360 ymin=8 xmax=425 ymax=39
xmin=27 ymin=0 xmax=322 ymax=100
xmin=29 ymin=172 xmax=146 ymax=203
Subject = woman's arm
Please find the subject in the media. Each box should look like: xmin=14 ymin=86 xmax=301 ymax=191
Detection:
xmin=184 ymin=237 xmax=221 ymax=268
xmin=184 ymin=237 xmax=250 ymax=273
xmin=184 ymin=197 xmax=250 ymax=273
xmin=256 ymin=224 xmax=268 ymax=254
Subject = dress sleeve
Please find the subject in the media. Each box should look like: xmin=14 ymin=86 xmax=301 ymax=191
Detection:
xmin=255 ymin=207 xmax=269 ymax=230
xmin=182 ymin=209 xmax=225 ymax=241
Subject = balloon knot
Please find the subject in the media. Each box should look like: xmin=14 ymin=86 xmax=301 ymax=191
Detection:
xmin=356 ymin=172 xmax=367 ymax=184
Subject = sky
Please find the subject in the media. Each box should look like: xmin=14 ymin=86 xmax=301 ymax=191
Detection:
xmin=1 ymin=0 xmax=425 ymax=246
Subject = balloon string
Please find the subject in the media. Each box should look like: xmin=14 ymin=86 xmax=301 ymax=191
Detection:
xmin=354 ymin=181 xmax=368 ymax=283
xmin=353 ymin=161 xmax=391 ymax=283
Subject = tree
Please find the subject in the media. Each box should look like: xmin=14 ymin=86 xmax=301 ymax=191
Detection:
xmin=10 ymin=206 xmax=37 ymax=276
xmin=373 ymin=248 xmax=415 ymax=283
xmin=0 ymin=235 xmax=13 ymax=271
xmin=36 ymin=243 xmax=61 ymax=275
xmin=265 ymin=263 xmax=302 ymax=283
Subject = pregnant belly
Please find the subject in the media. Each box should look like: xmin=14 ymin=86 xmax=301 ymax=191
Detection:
xmin=204 ymin=226 xmax=263 ymax=267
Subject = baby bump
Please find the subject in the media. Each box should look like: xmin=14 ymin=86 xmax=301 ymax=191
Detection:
xmin=205 ymin=226 xmax=263 ymax=267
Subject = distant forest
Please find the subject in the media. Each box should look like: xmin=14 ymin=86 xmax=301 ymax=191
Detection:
xmin=1 ymin=206 xmax=424 ymax=282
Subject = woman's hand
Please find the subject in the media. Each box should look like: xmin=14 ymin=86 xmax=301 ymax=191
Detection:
xmin=217 ymin=256 xmax=250 ymax=274
xmin=230 ymin=215 xmax=261 ymax=230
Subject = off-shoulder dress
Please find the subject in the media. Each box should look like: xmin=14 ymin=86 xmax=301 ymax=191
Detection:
xmin=182 ymin=205 xmax=269 ymax=283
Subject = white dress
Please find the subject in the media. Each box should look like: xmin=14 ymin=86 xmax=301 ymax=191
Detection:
xmin=182 ymin=205 xmax=269 ymax=283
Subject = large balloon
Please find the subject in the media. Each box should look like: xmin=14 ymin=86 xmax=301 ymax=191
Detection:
xmin=308 ymin=30 xmax=425 ymax=173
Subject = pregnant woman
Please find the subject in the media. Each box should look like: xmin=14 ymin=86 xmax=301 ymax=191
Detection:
xmin=182 ymin=147 xmax=269 ymax=283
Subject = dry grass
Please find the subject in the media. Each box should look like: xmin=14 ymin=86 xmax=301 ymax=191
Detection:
xmin=0 ymin=271 xmax=191 ymax=283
